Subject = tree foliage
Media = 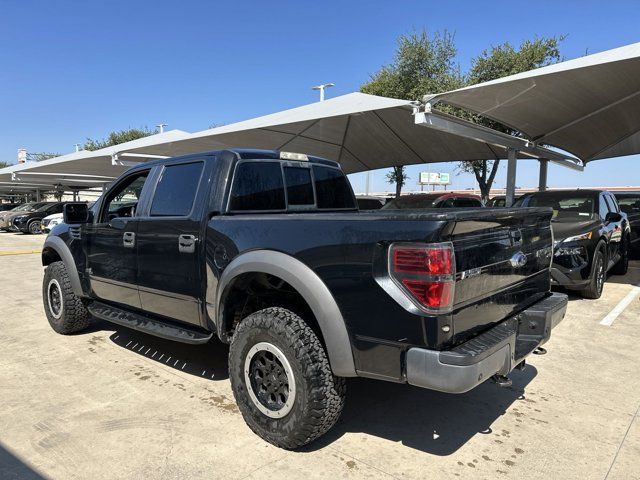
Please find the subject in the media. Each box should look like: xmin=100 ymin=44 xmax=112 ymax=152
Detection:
xmin=84 ymin=127 xmax=156 ymax=151
xmin=361 ymin=31 xmax=564 ymax=199
xmin=0 ymin=161 xmax=10 ymax=169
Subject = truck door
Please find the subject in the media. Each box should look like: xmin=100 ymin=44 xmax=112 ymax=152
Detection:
xmin=87 ymin=170 xmax=151 ymax=309
xmin=135 ymin=160 xmax=206 ymax=326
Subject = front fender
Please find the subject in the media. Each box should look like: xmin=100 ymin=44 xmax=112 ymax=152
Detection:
xmin=42 ymin=236 xmax=84 ymax=297
xmin=217 ymin=250 xmax=357 ymax=377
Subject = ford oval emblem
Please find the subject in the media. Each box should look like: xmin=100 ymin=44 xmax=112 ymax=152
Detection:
xmin=510 ymin=251 xmax=527 ymax=268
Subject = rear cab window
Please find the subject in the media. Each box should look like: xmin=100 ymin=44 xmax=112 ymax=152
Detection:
xmin=228 ymin=160 xmax=356 ymax=212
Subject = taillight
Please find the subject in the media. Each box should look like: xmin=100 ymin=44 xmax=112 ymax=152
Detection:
xmin=389 ymin=243 xmax=456 ymax=312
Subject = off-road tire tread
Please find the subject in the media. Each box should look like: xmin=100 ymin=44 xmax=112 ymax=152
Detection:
xmin=229 ymin=307 xmax=346 ymax=449
xmin=43 ymin=261 xmax=90 ymax=334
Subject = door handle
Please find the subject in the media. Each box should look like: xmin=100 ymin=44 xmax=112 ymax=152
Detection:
xmin=123 ymin=231 xmax=136 ymax=248
xmin=178 ymin=234 xmax=197 ymax=253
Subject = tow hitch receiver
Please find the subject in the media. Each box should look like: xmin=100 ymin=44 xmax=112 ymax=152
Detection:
xmin=491 ymin=374 xmax=513 ymax=388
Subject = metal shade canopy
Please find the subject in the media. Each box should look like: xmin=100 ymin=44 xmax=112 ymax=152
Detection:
xmin=163 ymin=92 xmax=540 ymax=174
xmin=0 ymin=130 xmax=191 ymax=194
xmin=426 ymin=42 xmax=640 ymax=162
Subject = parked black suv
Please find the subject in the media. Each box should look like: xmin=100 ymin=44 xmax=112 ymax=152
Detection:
xmin=42 ymin=149 xmax=567 ymax=448
xmin=515 ymin=190 xmax=630 ymax=298
xmin=12 ymin=202 xmax=65 ymax=234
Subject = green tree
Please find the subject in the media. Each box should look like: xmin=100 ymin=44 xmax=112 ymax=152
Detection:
xmin=361 ymin=31 xmax=564 ymax=199
xmin=84 ymin=127 xmax=156 ymax=151
xmin=0 ymin=161 xmax=11 ymax=169
xmin=361 ymin=30 xmax=463 ymax=197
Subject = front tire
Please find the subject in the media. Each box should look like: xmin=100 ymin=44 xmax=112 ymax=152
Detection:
xmin=28 ymin=220 xmax=42 ymax=234
xmin=229 ymin=307 xmax=346 ymax=449
xmin=581 ymin=248 xmax=606 ymax=299
xmin=43 ymin=261 xmax=90 ymax=334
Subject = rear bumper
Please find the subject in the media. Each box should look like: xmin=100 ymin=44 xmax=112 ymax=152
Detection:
xmin=406 ymin=293 xmax=567 ymax=394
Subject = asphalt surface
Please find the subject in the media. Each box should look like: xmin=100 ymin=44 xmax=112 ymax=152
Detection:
xmin=1 ymin=232 xmax=639 ymax=480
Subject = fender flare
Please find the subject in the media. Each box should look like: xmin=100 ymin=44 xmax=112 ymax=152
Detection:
xmin=42 ymin=236 xmax=84 ymax=297
xmin=217 ymin=250 xmax=356 ymax=377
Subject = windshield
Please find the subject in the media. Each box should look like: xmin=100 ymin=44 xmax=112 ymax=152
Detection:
xmin=517 ymin=193 xmax=595 ymax=222
xmin=382 ymin=195 xmax=440 ymax=209
xmin=11 ymin=204 xmax=32 ymax=212
xmin=35 ymin=203 xmax=54 ymax=212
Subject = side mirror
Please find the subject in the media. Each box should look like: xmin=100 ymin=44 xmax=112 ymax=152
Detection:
xmin=63 ymin=203 xmax=90 ymax=224
xmin=605 ymin=211 xmax=622 ymax=223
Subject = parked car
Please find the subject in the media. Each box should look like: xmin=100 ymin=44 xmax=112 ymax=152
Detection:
xmin=515 ymin=190 xmax=629 ymax=298
xmin=11 ymin=202 xmax=65 ymax=234
xmin=614 ymin=191 xmax=640 ymax=254
xmin=486 ymin=195 xmax=521 ymax=207
xmin=42 ymin=213 xmax=64 ymax=233
xmin=0 ymin=202 xmax=49 ymax=231
xmin=355 ymin=195 xmax=387 ymax=210
xmin=42 ymin=149 xmax=566 ymax=449
xmin=0 ymin=203 xmax=21 ymax=212
xmin=382 ymin=192 xmax=484 ymax=209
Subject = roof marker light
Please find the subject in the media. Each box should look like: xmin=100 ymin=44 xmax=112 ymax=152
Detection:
xmin=280 ymin=152 xmax=309 ymax=161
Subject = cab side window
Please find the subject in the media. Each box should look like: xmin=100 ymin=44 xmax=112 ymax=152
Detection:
xmin=101 ymin=171 xmax=149 ymax=222
xmin=454 ymin=197 xmax=482 ymax=208
xmin=150 ymin=162 xmax=204 ymax=217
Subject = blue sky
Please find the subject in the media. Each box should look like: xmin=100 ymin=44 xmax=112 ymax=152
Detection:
xmin=1 ymin=0 xmax=639 ymax=193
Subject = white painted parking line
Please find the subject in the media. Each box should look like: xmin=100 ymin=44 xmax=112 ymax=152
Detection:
xmin=600 ymin=286 xmax=640 ymax=326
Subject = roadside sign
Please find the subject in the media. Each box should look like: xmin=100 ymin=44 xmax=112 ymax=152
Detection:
xmin=419 ymin=172 xmax=451 ymax=185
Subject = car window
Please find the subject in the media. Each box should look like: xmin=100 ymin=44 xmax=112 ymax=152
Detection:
xmin=606 ymin=194 xmax=620 ymax=213
xmin=617 ymin=195 xmax=640 ymax=214
xmin=598 ymin=195 xmax=610 ymax=219
xmin=440 ymin=198 xmax=456 ymax=208
xmin=312 ymin=165 xmax=356 ymax=209
xmin=47 ymin=204 xmax=64 ymax=214
xmin=150 ymin=162 xmax=204 ymax=217
xmin=524 ymin=193 xmax=595 ymax=222
xmin=284 ymin=167 xmax=314 ymax=206
xmin=230 ymin=162 xmax=285 ymax=211
xmin=101 ymin=171 xmax=150 ymax=222
xmin=382 ymin=195 xmax=440 ymax=209
xmin=454 ymin=197 xmax=482 ymax=208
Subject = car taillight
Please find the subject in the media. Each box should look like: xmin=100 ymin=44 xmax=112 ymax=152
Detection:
xmin=389 ymin=243 xmax=456 ymax=312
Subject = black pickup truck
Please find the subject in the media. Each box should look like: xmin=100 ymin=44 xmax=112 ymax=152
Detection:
xmin=41 ymin=149 xmax=567 ymax=449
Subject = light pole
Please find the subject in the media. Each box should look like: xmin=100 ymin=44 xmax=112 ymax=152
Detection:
xmin=156 ymin=123 xmax=167 ymax=134
xmin=312 ymin=83 xmax=334 ymax=102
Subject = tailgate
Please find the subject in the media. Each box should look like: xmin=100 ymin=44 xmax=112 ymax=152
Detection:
xmin=446 ymin=207 xmax=554 ymax=345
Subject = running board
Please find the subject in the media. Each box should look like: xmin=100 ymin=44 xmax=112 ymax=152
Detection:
xmin=88 ymin=302 xmax=213 ymax=344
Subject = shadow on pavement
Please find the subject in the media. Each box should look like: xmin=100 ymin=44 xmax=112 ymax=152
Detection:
xmin=92 ymin=319 xmax=536 ymax=455
xmin=0 ymin=443 xmax=47 ymax=480
xmin=308 ymin=366 xmax=538 ymax=455
xmin=108 ymin=326 xmax=229 ymax=381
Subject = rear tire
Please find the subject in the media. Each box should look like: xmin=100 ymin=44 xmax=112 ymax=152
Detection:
xmin=43 ymin=261 xmax=91 ymax=334
xmin=229 ymin=307 xmax=346 ymax=449
xmin=581 ymin=248 xmax=606 ymax=299
xmin=611 ymin=235 xmax=629 ymax=275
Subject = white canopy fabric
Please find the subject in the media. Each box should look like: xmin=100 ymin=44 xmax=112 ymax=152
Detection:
xmin=162 ymin=92 xmax=517 ymax=174
xmin=426 ymin=42 xmax=640 ymax=162
xmin=0 ymin=130 xmax=190 ymax=194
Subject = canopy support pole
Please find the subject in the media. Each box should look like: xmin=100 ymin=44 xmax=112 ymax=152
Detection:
xmin=506 ymin=148 xmax=518 ymax=207
xmin=36 ymin=189 xmax=41 ymax=202
xmin=538 ymin=159 xmax=549 ymax=192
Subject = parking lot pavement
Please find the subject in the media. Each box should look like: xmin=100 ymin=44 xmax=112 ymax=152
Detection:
xmin=0 ymin=231 xmax=638 ymax=480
